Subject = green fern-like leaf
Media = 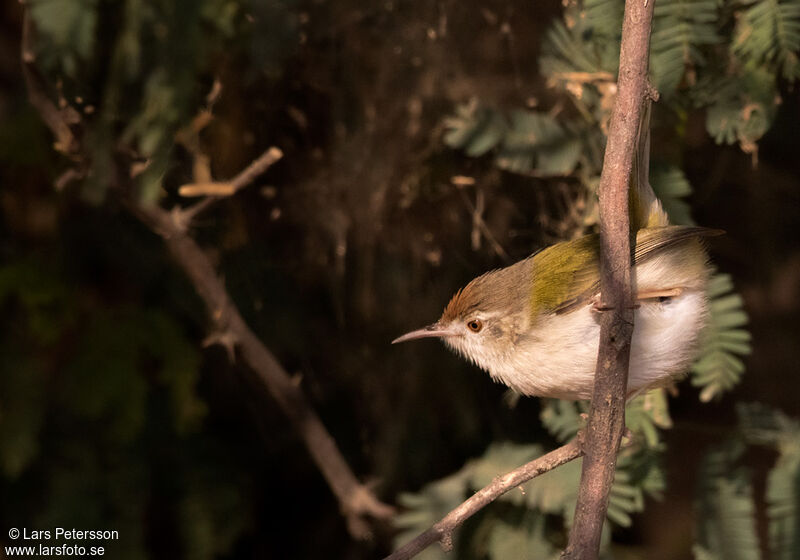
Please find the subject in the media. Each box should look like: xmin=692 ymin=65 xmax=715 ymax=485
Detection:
xmin=650 ymin=0 xmax=720 ymax=94
xmin=691 ymin=272 xmax=751 ymax=401
xmin=737 ymin=403 xmax=800 ymax=559
xmin=607 ymin=469 xmax=639 ymax=527
xmin=607 ymin=449 xmax=666 ymax=527
xmin=443 ymin=102 xmax=508 ymax=157
xmin=393 ymin=438 xmax=668 ymax=556
xmin=394 ymin=470 xmax=472 ymax=559
xmin=693 ymin=544 xmax=723 ymax=560
xmin=650 ymin=163 xmax=695 ymax=225
xmin=467 ymin=442 xmax=544 ymax=499
xmin=582 ymin=0 xmax=625 ymax=39
xmin=696 ymin=406 xmax=800 ymax=559
xmin=540 ymin=400 xmax=585 ymax=443
xmin=485 ymin=513 xmax=560 ymax=560
xmin=737 ymin=402 xmax=799 ymax=446
xmin=540 ymin=20 xmax=619 ymax=78
xmin=733 ymin=0 xmax=800 ymax=81
xmin=466 ymin=442 xmax=581 ymax=516
xmin=625 ymin=389 xmax=673 ymax=447
xmin=541 ymin=390 xmax=672 ymax=449
xmin=444 ymin=105 xmax=593 ymax=177
xmin=694 ymin=440 xmax=761 ymax=560
xmin=701 ymin=67 xmax=779 ymax=152
xmin=766 ymin=444 xmax=800 ymax=559
xmin=625 ymin=447 xmax=667 ymax=500
xmin=496 ymin=111 xmax=583 ymax=175
xmin=514 ymin=456 xmax=583 ymax=516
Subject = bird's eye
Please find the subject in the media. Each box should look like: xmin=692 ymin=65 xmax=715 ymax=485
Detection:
xmin=467 ymin=319 xmax=483 ymax=333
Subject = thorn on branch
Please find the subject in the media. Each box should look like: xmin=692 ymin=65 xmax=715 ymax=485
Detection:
xmin=576 ymin=424 xmax=588 ymax=453
xmin=440 ymin=530 xmax=454 ymax=552
xmin=646 ymin=81 xmax=660 ymax=102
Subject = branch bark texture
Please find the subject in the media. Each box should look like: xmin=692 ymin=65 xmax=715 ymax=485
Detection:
xmin=562 ymin=0 xmax=656 ymax=558
xmin=384 ymin=438 xmax=583 ymax=560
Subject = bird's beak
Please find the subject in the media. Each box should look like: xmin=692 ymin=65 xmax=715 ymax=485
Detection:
xmin=392 ymin=322 xmax=458 ymax=344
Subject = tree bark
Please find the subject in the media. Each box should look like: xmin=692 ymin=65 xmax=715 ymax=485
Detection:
xmin=561 ymin=0 xmax=656 ymax=557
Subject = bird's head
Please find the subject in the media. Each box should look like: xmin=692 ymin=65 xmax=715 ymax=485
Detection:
xmin=393 ymin=259 xmax=533 ymax=371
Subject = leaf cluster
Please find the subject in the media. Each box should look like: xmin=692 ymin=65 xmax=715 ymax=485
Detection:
xmin=394 ymin=392 xmax=670 ymax=558
xmin=445 ymin=0 xmax=800 ymax=174
xmin=691 ymin=272 xmax=752 ymax=401
xmin=694 ymin=404 xmax=800 ymax=559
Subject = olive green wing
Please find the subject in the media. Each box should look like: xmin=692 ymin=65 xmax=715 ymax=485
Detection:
xmin=536 ymin=226 xmax=722 ymax=316
xmin=529 ymin=234 xmax=601 ymax=318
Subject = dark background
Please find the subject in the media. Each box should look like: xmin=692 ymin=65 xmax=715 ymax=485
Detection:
xmin=1 ymin=0 xmax=798 ymax=558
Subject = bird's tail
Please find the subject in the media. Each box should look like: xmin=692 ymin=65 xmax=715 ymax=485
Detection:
xmin=629 ymin=99 xmax=670 ymax=230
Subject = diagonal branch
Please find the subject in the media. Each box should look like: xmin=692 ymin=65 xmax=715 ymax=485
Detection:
xmin=131 ymin=203 xmax=395 ymax=538
xmin=384 ymin=438 xmax=583 ymax=560
xmin=19 ymin=9 xmax=393 ymax=539
xmin=561 ymin=0 xmax=656 ymax=557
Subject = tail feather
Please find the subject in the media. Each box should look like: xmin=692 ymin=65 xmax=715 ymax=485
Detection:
xmin=630 ymin=100 xmax=670 ymax=230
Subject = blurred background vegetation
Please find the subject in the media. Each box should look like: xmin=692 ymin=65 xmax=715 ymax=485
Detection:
xmin=1 ymin=0 xmax=799 ymax=558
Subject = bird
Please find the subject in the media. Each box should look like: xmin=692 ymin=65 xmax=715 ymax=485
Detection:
xmin=393 ymin=165 xmax=720 ymax=400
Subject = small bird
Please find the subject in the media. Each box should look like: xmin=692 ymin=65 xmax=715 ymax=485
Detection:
xmin=393 ymin=174 xmax=720 ymax=400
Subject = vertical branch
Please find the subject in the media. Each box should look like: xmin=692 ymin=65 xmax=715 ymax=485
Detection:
xmin=562 ymin=0 xmax=656 ymax=558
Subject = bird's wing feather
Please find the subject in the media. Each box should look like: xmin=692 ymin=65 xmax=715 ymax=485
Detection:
xmin=633 ymin=225 xmax=722 ymax=263
xmin=535 ymin=226 xmax=722 ymax=316
xmin=530 ymin=234 xmax=600 ymax=318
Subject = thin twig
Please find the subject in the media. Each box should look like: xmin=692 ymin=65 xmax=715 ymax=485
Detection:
xmin=385 ymin=438 xmax=583 ymax=560
xmin=180 ymin=146 xmax=283 ymax=223
xmin=561 ymin=0 xmax=656 ymax=557
xmin=458 ymin=189 xmax=511 ymax=262
xmin=20 ymin=12 xmax=82 ymax=159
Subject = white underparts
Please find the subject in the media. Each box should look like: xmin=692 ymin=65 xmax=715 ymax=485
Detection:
xmin=447 ymin=288 xmax=709 ymax=400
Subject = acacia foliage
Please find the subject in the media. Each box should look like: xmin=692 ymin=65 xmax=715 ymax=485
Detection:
xmin=391 ymin=0 xmax=799 ymax=555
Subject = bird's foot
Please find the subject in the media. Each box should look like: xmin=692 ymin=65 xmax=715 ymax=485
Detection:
xmin=590 ymin=294 xmax=640 ymax=312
